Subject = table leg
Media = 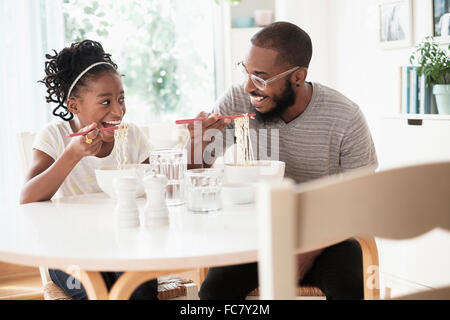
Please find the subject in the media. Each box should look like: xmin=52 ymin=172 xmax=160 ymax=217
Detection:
xmin=199 ymin=267 xmax=209 ymax=286
xmin=67 ymin=268 xmax=192 ymax=300
xmin=65 ymin=269 xmax=109 ymax=300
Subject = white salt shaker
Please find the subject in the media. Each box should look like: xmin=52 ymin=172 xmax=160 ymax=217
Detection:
xmin=143 ymin=171 xmax=169 ymax=227
xmin=113 ymin=176 xmax=140 ymax=228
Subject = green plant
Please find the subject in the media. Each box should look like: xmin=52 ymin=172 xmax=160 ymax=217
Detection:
xmin=409 ymin=37 xmax=450 ymax=87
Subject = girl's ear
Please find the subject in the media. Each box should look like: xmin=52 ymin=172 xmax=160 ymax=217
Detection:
xmin=66 ymin=97 xmax=80 ymax=115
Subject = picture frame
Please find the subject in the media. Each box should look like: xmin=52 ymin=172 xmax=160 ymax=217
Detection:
xmin=378 ymin=0 xmax=413 ymax=49
xmin=432 ymin=0 xmax=450 ymax=44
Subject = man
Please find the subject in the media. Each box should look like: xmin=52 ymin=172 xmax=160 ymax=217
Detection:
xmin=187 ymin=22 xmax=378 ymax=300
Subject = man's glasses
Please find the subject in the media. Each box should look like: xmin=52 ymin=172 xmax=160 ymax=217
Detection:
xmin=237 ymin=61 xmax=300 ymax=92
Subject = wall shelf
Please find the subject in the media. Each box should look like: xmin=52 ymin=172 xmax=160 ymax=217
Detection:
xmin=382 ymin=114 xmax=450 ymax=121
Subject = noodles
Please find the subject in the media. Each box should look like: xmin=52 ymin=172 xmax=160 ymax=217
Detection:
xmin=114 ymin=123 xmax=129 ymax=169
xmin=234 ymin=114 xmax=254 ymax=166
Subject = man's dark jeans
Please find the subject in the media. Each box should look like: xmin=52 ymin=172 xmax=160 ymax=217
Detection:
xmin=199 ymin=238 xmax=364 ymax=300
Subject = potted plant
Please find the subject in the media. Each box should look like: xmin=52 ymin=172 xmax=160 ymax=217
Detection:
xmin=410 ymin=37 xmax=450 ymax=114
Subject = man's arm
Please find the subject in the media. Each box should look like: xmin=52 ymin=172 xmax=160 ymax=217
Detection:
xmin=340 ymin=108 xmax=378 ymax=172
xmin=186 ymin=86 xmax=239 ymax=169
xmin=186 ymin=112 xmax=231 ymax=169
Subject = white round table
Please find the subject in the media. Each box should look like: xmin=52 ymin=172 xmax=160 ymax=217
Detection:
xmin=0 ymin=193 xmax=259 ymax=299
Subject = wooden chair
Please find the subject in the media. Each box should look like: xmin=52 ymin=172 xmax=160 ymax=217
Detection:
xmin=16 ymin=130 xmax=199 ymax=300
xmin=246 ymin=237 xmax=378 ymax=300
xmin=257 ymin=161 xmax=450 ymax=300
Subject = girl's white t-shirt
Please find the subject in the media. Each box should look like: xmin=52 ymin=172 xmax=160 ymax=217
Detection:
xmin=32 ymin=121 xmax=152 ymax=197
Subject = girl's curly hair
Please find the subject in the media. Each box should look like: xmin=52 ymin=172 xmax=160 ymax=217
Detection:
xmin=39 ymin=40 xmax=118 ymax=121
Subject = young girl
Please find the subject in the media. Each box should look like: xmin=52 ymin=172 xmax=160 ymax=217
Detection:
xmin=20 ymin=39 xmax=157 ymax=300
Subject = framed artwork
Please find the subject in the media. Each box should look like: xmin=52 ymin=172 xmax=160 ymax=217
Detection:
xmin=432 ymin=0 xmax=450 ymax=44
xmin=378 ymin=0 xmax=413 ymax=49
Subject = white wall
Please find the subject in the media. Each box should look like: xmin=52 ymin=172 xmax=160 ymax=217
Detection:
xmin=327 ymin=0 xmax=434 ymax=151
xmin=275 ymin=0 xmax=438 ymax=155
xmin=230 ymin=0 xmax=275 ymax=20
xmin=276 ymin=0 xmax=331 ymax=86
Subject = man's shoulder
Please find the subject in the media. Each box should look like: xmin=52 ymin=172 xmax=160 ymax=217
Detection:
xmin=312 ymin=82 xmax=361 ymax=122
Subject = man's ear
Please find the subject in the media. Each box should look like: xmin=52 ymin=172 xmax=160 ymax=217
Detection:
xmin=291 ymin=68 xmax=308 ymax=85
xmin=66 ymin=97 xmax=80 ymax=115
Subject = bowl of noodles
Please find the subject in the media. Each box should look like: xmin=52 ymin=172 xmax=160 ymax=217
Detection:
xmin=95 ymin=124 xmax=149 ymax=199
xmin=95 ymin=164 xmax=148 ymax=199
xmin=224 ymin=114 xmax=285 ymax=184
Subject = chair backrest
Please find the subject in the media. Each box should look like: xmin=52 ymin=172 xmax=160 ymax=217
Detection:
xmin=140 ymin=123 xmax=190 ymax=150
xmin=257 ymin=161 xmax=450 ymax=299
xmin=16 ymin=131 xmax=51 ymax=285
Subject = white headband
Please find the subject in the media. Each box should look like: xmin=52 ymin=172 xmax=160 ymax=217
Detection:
xmin=66 ymin=61 xmax=112 ymax=102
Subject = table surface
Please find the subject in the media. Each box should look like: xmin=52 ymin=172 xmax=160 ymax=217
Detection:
xmin=0 ymin=193 xmax=258 ymax=271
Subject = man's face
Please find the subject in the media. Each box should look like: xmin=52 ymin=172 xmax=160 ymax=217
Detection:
xmin=242 ymin=45 xmax=296 ymax=119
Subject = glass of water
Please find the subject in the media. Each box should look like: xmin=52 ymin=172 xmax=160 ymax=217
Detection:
xmin=185 ymin=168 xmax=224 ymax=213
xmin=149 ymin=149 xmax=187 ymax=206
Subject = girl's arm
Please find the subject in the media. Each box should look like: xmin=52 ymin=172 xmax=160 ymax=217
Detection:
xmin=19 ymin=148 xmax=82 ymax=204
xmin=20 ymin=123 xmax=101 ymax=204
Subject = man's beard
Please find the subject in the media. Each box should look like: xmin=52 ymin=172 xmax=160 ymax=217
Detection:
xmin=251 ymin=80 xmax=296 ymax=122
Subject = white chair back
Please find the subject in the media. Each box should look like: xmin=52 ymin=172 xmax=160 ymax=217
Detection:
xmin=140 ymin=123 xmax=190 ymax=150
xmin=16 ymin=131 xmax=51 ymax=285
xmin=257 ymin=161 xmax=450 ymax=299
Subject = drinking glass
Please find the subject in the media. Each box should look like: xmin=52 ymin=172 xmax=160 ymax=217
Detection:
xmin=185 ymin=168 xmax=224 ymax=212
xmin=149 ymin=149 xmax=187 ymax=206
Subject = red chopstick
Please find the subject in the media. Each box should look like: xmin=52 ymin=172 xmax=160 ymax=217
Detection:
xmin=175 ymin=114 xmax=256 ymax=125
xmin=66 ymin=126 xmax=119 ymax=138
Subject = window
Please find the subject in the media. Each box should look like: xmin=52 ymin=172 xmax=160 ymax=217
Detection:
xmin=62 ymin=0 xmax=216 ymax=123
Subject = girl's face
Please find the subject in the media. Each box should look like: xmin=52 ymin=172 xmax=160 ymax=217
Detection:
xmin=68 ymin=72 xmax=126 ymax=143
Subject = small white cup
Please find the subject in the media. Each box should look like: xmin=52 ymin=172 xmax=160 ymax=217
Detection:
xmin=254 ymin=10 xmax=273 ymax=27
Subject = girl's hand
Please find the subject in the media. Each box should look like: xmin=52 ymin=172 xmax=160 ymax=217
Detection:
xmin=68 ymin=123 xmax=103 ymax=158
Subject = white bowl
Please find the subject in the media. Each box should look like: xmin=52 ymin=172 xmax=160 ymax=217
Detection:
xmin=224 ymin=160 xmax=285 ymax=184
xmin=254 ymin=10 xmax=273 ymax=27
xmin=95 ymin=165 xmax=147 ymax=199
xmin=222 ymin=183 xmax=255 ymax=205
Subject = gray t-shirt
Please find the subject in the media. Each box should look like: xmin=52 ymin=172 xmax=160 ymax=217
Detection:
xmin=209 ymin=82 xmax=378 ymax=184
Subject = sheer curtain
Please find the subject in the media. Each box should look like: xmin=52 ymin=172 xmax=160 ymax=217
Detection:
xmin=0 ymin=0 xmax=64 ymax=204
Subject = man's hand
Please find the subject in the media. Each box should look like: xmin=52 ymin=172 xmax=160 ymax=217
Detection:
xmin=187 ymin=112 xmax=231 ymax=168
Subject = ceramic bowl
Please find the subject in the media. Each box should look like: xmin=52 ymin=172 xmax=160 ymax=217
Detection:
xmin=254 ymin=10 xmax=273 ymax=27
xmin=95 ymin=164 xmax=148 ymax=199
xmin=232 ymin=16 xmax=255 ymax=28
